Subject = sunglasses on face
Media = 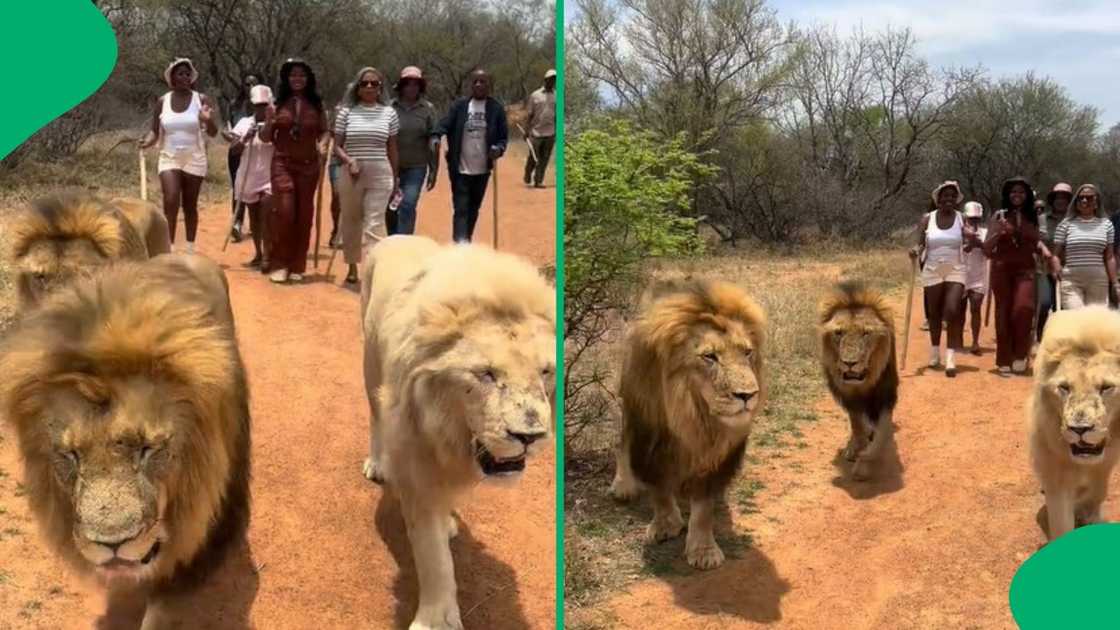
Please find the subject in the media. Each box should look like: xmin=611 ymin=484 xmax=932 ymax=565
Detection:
xmin=360 ymin=80 xmax=382 ymax=88
xmin=1078 ymin=196 xmax=1098 ymax=203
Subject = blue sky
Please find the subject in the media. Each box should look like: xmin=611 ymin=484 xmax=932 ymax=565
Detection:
xmin=769 ymin=0 xmax=1120 ymax=130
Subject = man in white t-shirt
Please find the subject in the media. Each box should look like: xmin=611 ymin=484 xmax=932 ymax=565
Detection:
xmin=431 ymin=69 xmax=509 ymax=243
xmin=231 ymin=84 xmax=276 ymax=269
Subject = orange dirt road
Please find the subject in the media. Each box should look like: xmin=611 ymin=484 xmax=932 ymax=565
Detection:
xmin=602 ymin=288 xmax=1116 ymax=629
xmin=0 ymin=144 xmax=557 ymax=629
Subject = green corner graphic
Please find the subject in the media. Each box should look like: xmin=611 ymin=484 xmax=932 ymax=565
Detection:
xmin=0 ymin=3 xmax=117 ymax=160
xmin=1009 ymin=524 xmax=1120 ymax=629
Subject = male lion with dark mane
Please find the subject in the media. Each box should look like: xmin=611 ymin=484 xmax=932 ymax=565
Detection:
xmin=0 ymin=254 xmax=250 ymax=628
xmin=359 ymin=235 xmax=555 ymax=630
xmin=6 ymin=193 xmax=171 ymax=313
xmin=818 ymin=281 xmax=899 ymax=481
xmin=609 ymin=279 xmax=766 ymax=570
xmin=1030 ymin=306 xmax=1120 ymax=541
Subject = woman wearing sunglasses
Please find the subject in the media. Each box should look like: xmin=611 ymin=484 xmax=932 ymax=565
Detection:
xmin=261 ymin=58 xmax=329 ymax=284
xmin=333 ymin=67 xmax=400 ymax=284
xmin=1051 ymin=184 xmax=1117 ymax=309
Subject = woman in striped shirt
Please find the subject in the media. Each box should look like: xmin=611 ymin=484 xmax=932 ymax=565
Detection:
xmin=333 ymin=67 xmax=400 ymax=284
xmin=1052 ymin=184 xmax=1117 ymax=309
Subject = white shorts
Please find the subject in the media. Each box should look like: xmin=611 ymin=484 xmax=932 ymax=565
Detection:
xmin=157 ymin=148 xmax=207 ymax=178
xmin=921 ymin=261 xmax=967 ymax=287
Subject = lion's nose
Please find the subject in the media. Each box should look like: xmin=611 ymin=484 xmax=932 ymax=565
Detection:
xmin=1070 ymin=425 xmax=1093 ymax=436
xmin=841 ymin=360 xmax=857 ymax=369
xmin=507 ymin=430 xmax=547 ymax=445
xmin=733 ymin=391 xmax=755 ymax=403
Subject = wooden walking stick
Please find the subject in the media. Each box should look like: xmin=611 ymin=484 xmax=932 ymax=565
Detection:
xmin=984 ymin=263 xmax=993 ymax=328
xmin=1055 ymin=278 xmax=1063 ymax=312
xmin=491 ymin=159 xmax=499 ymax=249
xmin=222 ymin=129 xmax=256 ymax=252
xmin=314 ymin=137 xmax=333 ymax=271
xmin=900 ymin=255 xmax=918 ymax=370
xmin=138 ymin=148 xmax=148 ymax=201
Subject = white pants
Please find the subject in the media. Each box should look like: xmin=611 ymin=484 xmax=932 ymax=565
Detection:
xmin=1060 ymin=265 xmax=1110 ymax=309
xmin=337 ymin=159 xmax=393 ymax=265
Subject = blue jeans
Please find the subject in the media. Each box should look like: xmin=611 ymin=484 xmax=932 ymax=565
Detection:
xmin=450 ymin=171 xmax=490 ymax=243
xmin=394 ymin=166 xmax=427 ymax=235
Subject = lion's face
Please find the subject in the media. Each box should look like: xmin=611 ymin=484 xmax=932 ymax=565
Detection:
xmin=685 ymin=320 xmax=761 ymax=427
xmin=822 ymin=307 xmax=892 ymax=387
xmin=1040 ymin=353 xmax=1120 ymax=465
xmin=415 ymin=316 xmax=554 ymax=478
xmin=16 ymin=238 xmax=106 ymax=310
xmin=40 ymin=375 xmax=188 ymax=581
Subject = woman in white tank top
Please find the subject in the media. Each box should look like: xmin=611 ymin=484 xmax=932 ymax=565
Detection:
xmin=909 ymin=181 xmax=970 ymax=376
xmin=139 ymin=58 xmax=220 ymax=253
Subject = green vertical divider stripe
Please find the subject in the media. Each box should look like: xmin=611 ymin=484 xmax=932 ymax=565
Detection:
xmin=554 ymin=0 xmax=566 ymax=627
xmin=0 ymin=4 xmax=118 ymax=160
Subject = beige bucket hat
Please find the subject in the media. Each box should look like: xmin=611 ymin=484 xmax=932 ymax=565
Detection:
xmin=164 ymin=58 xmax=199 ymax=87
xmin=249 ymin=84 xmax=273 ymax=105
xmin=931 ymin=180 xmax=964 ymax=205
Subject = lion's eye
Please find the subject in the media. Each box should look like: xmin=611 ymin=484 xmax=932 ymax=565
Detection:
xmin=139 ymin=445 xmax=159 ymax=464
xmin=702 ymin=352 xmax=718 ymax=363
xmin=1057 ymin=383 xmax=1071 ymax=395
xmin=476 ymin=369 xmax=497 ymax=383
xmin=62 ymin=450 xmax=79 ymax=466
xmin=1102 ymin=384 xmax=1115 ymax=395
xmin=541 ymin=365 xmax=555 ymax=378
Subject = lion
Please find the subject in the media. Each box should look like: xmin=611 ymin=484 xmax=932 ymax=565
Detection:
xmin=609 ymin=279 xmax=766 ymax=570
xmin=0 ymin=254 xmax=250 ymax=628
xmin=1029 ymin=305 xmax=1120 ymax=541
xmin=358 ymin=235 xmax=555 ymax=630
xmin=818 ymin=281 xmax=899 ymax=481
xmin=6 ymin=193 xmax=171 ymax=312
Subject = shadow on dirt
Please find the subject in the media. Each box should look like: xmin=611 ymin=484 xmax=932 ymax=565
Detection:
xmin=375 ymin=493 xmax=532 ymax=630
xmin=635 ymin=501 xmax=791 ymax=623
xmin=829 ymin=421 xmax=905 ymax=500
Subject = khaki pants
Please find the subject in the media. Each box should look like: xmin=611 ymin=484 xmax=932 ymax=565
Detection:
xmin=1060 ymin=265 xmax=1110 ymax=309
xmin=337 ymin=159 xmax=394 ymax=265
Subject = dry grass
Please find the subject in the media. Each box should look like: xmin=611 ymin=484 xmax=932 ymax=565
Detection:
xmin=564 ymin=246 xmax=913 ymax=625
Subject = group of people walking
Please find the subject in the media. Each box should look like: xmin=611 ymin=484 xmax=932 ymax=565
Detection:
xmin=911 ymin=177 xmax=1115 ymax=377
xmin=143 ymin=57 xmax=557 ymax=285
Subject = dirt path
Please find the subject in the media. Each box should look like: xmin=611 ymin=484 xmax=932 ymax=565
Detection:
xmin=0 ymin=144 xmax=557 ymax=629
xmin=602 ymin=288 xmax=1109 ymax=629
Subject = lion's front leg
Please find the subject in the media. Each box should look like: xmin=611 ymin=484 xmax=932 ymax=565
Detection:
xmin=139 ymin=595 xmax=173 ymax=630
xmin=645 ymin=485 xmax=685 ymax=542
xmin=853 ymin=409 xmax=893 ymax=481
xmin=684 ymin=493 xmax=724 ymax=570
xmin=1044 ymin=482 xmax=1075 ymax=541
xmin=609 ymin=441 xmax=642 ymax=501
xmin=1076 ymin=472 xmax=1109 ymax=527
xmin=362 ymin=340 xmax=387 ymax=484
xmin=843 ymin=410 xmax=868 ymax=462
xmin=100 ymin=584 xmax=148 ymax=629
xmin=403 ymin=499 xmax=462 ymax=630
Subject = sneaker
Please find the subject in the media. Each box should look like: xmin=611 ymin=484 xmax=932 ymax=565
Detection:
xmin=998 ymin=365 xmax=1012 ymax=377
xmin=533 ymin=183 xmax=546 ymax=189
xmin=185 ymin=241 xmax=195 ymax=255
xmin=269 ymin=268 xmax=289 ymax=283
xmin=945 ymin=351 xmax=957 ymax=377
xmin=1012 ymin=359 xmax=1027 ymax=374
xmin=230 ymin=223 xmax=243 ymax=243
xmin=920 ymin=320 xmax=930 ymax=331
xmin=289 ymin=273 xmax=303 ymax=282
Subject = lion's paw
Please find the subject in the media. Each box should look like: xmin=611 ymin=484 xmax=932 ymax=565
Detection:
xmin=851 ymin=458 xmax=874 ymax=481
xmin=842 ymin=442 xmax=860 ymax=462
xmin=409 ymin=604 xmax=463 ymax=630
xmin=362 ymin=457 xmax=386 ymax=483
xmin=609 ymin=474 xmax=640 ymax=502
xmin=645 ymin=514 xmax=685 ymax=543
xmin=685 ymin=542 xmax=725 ymax=570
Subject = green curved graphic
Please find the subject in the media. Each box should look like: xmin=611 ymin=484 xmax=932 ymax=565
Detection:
xmin=0 ymin=3 xmax=117 ymax=160
xmin=1009 ymin=523 xmax=1120 ymax=629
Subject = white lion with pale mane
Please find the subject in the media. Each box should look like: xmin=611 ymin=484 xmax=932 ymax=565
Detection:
xmin=359 ymin=235 xmax=555 ymax=630
xmin=1030 ymin=305 xmax=1120 ymax=541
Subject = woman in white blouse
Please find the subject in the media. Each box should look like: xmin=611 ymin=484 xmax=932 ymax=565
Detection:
xmin=332 ymin=66 xmax=400 ymax=285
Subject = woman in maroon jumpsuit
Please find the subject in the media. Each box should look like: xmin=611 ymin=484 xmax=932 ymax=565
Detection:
xmin=262 ymin=58 xmax=329 ymax=283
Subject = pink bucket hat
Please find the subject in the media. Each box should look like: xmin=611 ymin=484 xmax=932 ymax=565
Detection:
xmin=164 ymin=58 xmax=199 ymax=87
xmin=931 ymin=180 xmax=964 ymax=205
xmin=1046 ymin=182 xmax=1073 ymax=205
xmin=963 ymin=201 xmax=984 ymax=218
xmin=394 ymin=66 xmax=427 ymax=93
xmin=249 ymin=84 xmax=273 ymax=105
